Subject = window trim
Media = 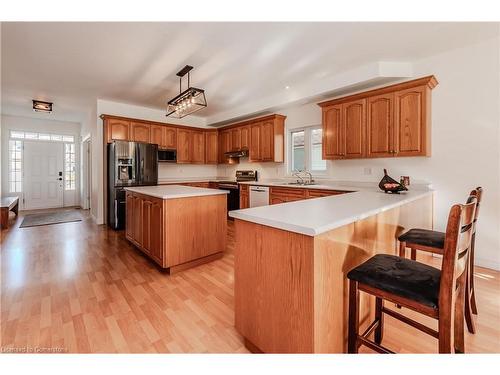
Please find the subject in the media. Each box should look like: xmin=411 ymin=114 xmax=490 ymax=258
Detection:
xmin=287 ymin=125 xmax=327 ymax=176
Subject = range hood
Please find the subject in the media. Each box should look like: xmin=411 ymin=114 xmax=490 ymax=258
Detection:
xmin=224 ymin=149 xmax=249 ymax=158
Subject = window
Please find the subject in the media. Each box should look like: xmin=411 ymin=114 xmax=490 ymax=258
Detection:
xmin=64 ymin=143 xmax=76 ymax=190
xmin=289 ymin=126 xmax=326 ymax=174
xmin=10 ymin=130 xmax=74 ymax=143
xmin=9 ymin=140 xmax=22 ymax=193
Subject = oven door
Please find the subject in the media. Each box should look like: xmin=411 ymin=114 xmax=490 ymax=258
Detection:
xmin=218 ymin=184 xmax=240 ymax=213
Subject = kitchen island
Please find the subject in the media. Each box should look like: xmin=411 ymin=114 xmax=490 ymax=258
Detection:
xmin=229 ymin=189 xmax=433 ymax=353
xmin=125 ymin=185 xmax=228 ymax=273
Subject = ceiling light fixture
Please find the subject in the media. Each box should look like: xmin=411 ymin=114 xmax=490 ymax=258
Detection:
xmin=285 ymin=86 xmax=290 ymax=90
xmin=32 ymin=100 xmax=53 ymax=113
xmin=166 ymin=65 xmax=207 ymax=119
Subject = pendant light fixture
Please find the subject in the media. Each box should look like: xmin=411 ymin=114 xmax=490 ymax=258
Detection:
xmin=166 ymin=65 xmax=207 ymax=118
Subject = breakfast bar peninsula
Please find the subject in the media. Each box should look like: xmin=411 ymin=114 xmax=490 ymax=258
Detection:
xmin=229 ymin=187 xmax=433 ymax=353
xmin=125 ymin=185 xmax=228 ymax=273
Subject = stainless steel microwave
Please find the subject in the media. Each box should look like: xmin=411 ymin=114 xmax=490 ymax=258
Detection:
xmin=158 ymin=149 xmax=177 ymax=163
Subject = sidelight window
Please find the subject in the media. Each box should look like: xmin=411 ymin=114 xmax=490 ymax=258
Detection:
xmin=64 ymin=143 xmax=76 ymax=190
xmin=9 ymin=140 xmax=23 ymax=193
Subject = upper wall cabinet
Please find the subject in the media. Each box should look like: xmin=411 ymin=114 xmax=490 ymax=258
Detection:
xmin=318 ymin=75 xmax=437 ymax=160
xmin=205 ymin=131 xmax=218 ymax=165
xmin=248 ymin=115 xmax=285 ymax=162
xmin=130 ymin=122 xmax=151 ymax=143
xmin=106 ymin=118 xmax=130 ymax=143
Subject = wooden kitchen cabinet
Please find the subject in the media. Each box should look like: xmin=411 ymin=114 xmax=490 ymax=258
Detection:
xmin=130 ymin=122 xmax=151 ymax=143
xmin=260 ymin=120 xmax=274 ymax=161
xmin=269 ymin=187 xmax=307 ymax=205
xmin=319 ymin=75 xmax=437 ymax=160
xmin=205 ymin=131 xmax=218 ymax=164
xmin=394 ymin=85 xmax=429 ymax=156
xmin=248 ymin=115 xmax=285 ymax=162
xmin=218 ymin=129 xmax=232 ymax=164
xmin=249 ymin=123 xmax=261 ymax=161
xmin=240 ymin=185 xmax=249 ymax=209
xmin=106 ymin=118 xmax=130 ymax=142
xmin=164 ymin=127 xmax=177 ymax=149
xmin=322 ymin=104 xmax=343 ymax=159
xmin=191 ymin=130 xmax=206 ymax=164
xmin=126 ymin=191 xmax=164 ymax=264
xmin=367 ymin=93 xmax=394 ymax=158
xmin=241 ymin=126 xmax=250 ymax=149
xmin=231 ymin=127 xmax=241 ymax=151
xmin=177 ymin=129 xmax=192 ymax=163
xmin=150 ymin=125 xmax=164 ymax=147
xmin=343 ymin=99 xmax=366 ymax=158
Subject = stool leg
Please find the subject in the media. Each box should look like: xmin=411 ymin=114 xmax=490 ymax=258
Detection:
xmin=374 ymin=297 xmax=384 ymax=344
xmin=410 ymin=248 xmax=417 ymax=261
xmin=465 ymin=262 xmax=476 ymax=334
xmin=470 ymin=233 xmax=478 ymax=315
xmin=348 ymin=280 xmax=360 ymax=353
xmin=399 ymin=241 xmax=406 ymax=258
xmin=454 ymin=273 xmax=466 ymax=353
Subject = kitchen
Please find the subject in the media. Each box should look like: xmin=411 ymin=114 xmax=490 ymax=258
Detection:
xmin=1 ymin=20 xmax=499 ymax=366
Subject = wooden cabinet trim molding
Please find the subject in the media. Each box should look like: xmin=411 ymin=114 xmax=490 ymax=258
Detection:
xmin=317 ymin=75 xmax=438 ymax=108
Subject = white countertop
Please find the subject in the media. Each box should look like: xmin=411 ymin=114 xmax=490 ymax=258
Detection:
xmin=229 ymin=189 xmax=433 ymax=236
xmin=125 ymin=185 xmax=229 ymax=199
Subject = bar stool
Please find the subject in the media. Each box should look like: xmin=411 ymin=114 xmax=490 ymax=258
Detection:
xmin=398 ymin=187 xmax=482 ymax=334
xmin=347 ymin=198 xmax=476 ymax=353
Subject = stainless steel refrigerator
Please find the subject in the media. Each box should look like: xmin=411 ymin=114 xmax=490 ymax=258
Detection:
xmin=108 ymin=141 xmax=158 ymax=229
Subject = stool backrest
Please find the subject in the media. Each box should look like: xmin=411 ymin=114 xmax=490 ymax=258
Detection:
xmin=439 ymin=198 xmax=477 ymax=310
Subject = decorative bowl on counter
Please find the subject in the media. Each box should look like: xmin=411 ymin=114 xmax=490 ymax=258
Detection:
xmin=378 ymin=169 xmax=408 ymax=194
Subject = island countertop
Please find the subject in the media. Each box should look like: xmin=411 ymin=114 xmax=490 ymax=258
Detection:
xmin=124 ymin=185 xmax=229 ymax=199
xmin=229 ymin=189 xmax=433 ymax=236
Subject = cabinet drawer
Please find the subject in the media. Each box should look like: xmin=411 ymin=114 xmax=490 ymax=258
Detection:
xmin=269 ymin=187 xmax=307 ymax=198
xmin=307 ymin=189 xmax=348 ymax=198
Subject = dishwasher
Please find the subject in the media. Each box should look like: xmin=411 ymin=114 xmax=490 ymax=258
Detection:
xmin=249 ymin=186 xmax=269 ymax=207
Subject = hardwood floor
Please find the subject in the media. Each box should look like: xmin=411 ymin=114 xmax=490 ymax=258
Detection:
xmin=1 ymin=209 xmax=499 ymax=353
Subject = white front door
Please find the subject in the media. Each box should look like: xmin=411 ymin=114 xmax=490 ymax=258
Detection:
xmin=24 ymin=141 xmax=64 ymax=209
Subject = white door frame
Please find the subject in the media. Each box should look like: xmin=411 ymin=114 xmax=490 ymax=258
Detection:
xmin=81 ymin=137 xmax=92 ymax=210
xmin=23 ymin=140 xmax=64 ymax=210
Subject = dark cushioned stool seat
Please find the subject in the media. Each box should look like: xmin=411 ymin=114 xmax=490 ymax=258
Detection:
xmin=347 ymin=254 xmax=441 ymax=308
xmin=398 ymin=228 xmax=445 ymax=249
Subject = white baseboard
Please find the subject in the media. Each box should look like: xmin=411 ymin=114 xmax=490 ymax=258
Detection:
xmin=475 ymin=257 xmax=500 ymax=272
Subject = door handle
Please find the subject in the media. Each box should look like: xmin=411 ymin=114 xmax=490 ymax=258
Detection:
xmin=58 ymin=178 xmax=63 ymax=181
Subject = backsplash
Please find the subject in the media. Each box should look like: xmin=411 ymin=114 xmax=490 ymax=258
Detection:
xmin=158 ymin=163 xmax=218 ymax=180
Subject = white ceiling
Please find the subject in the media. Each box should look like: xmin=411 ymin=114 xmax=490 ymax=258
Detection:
xmin=1 ymin=22 xmax=498 ymax=125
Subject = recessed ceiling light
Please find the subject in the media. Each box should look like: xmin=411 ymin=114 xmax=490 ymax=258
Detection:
xmin=285 ymin=86 xmax=290 ymax=90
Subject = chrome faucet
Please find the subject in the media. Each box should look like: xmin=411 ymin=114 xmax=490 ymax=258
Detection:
xmin=292 ymin=171 xmax=304 ymax=185
xmin=304 ymin=171 xmax=314 ymax=185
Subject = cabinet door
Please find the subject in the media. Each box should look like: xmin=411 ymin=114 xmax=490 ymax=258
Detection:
xmin=141 ymin=198 xmax=152 ymax=254
xmin=191 ymin=131 xmax=205 ymax=164
xmin=240 ymin=193 xmax=249 ymax=209
xmin=366 ymin=93 xmax=394 ymax=158
xmin=150 ymin=125 xmax=164 ymax=147
xmin=241 ymin=126 xmax=250 ymax=149
xmin=177 ymin=129 xmax=192 ymax=163
xmin=343 ymin=99 xmax=366 ymax=159
xmin=249 ymin=123 xmax=261 ymax=161
xmin=164 ymin=127 xmax=177 ymax=149
xmin=130 ymin=122 xmax=151 ymax=143
xmin=149 ymin=200 xmax=164 ymax=263
xmin=219 ymin=130 xmax=231 ymax=163
xmin=260 ymin=121 xmax=274 ymax=161
xmin=395 ymin=86 xmax=427 ymax=156
xmin=205 ymin=131 xmax=218 ymax=164
xmin=322 ymin=104 xmax=344 ymax=159
xmin=133 ymin=196 xmax=143 ymax=246
xmin=125 ymin=192 xmax=134 ymax=240
xmin=107 ymin=119 xmax=130 ymax=142
xmin=270 ymin=195 xmax=286 ymax=205
xmin=231 ymin=128 xmax=241 ymax=151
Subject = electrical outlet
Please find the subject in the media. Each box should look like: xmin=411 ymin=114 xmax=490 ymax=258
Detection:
xmin=363 ymin=167 xmax=372 ymax=175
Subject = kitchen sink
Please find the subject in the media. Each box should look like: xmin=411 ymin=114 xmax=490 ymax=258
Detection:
xmin=287 ymin=182 xmax=317 ymax=186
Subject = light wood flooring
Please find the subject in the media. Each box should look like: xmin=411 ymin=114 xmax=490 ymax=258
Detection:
xmin=1 ymin=209 xmax=499 ymax=353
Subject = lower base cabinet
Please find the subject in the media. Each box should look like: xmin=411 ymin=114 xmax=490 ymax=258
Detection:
xmin=126 ymin=192 xmax=164 ymax=265
xmin=268 ymin=187 xmax=351 ymax=205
